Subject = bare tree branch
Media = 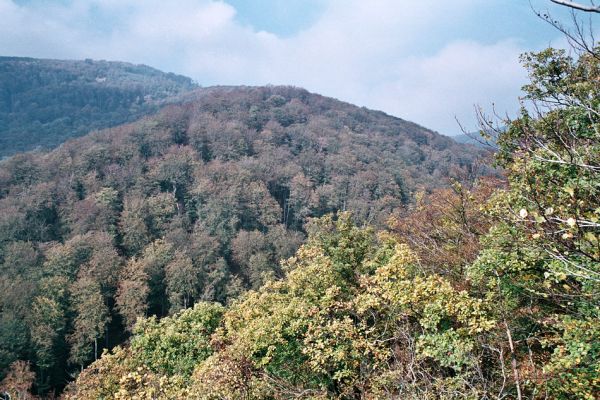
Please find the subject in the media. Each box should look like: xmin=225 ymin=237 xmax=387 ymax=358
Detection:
xmin=551 ymin=0 xmax=600 ymax=13
xmin=533 ymin=4 xmax=600 ymax=60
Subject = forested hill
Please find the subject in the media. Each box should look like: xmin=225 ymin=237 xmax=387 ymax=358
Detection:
xmin=0 ymin=56 xmax=197 ymax=157
xmin=61 ymin=46 xmax=599 ymax=399
xmin=0 ymin=84 xmax=489 ymax=394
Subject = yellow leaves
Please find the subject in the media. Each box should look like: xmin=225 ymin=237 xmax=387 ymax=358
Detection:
xmin=303 ymin=315 xmax=364 ymax=376
xmin=353 ymin=291 xmax=382 ymax=315
xmin=414 ymin=191 xmax=426 ymax=209
xmin=369 ymin=258 xmax=495 ymax=337
xmin=584 ymin=231 xmax=598 ymax=244
xmin=557 ymin=272 xmax=568 ymax=281
xmin=371 ymin=243 xmax=416 ymax=285
xmin=191 ymin=351 xmax=274 ymax=399
xmin=112 ymin=367 xmax=188 ymax=400
xmin=69 ymin=214 xmax=502 ymax=399
xmin=202 ymin=229 xmax=475 ymax=394
xmin=565 ymin=187 xmax=575 ymax=197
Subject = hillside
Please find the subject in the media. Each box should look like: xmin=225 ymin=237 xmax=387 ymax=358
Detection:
xmin=62 ymin=47 xmax=599 ymax=400
xmin=0 ymin=56 xmax=197 ymax=157
xmin=0 ymin=84 xmax=490 ymax=394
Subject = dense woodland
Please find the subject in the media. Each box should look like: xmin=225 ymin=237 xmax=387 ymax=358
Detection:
xmin=0 ymin=57 xmax=196 ymax=157
xmin=52 ymin=45 xmax=597 ymax=399
xmin=0 ymin=4 xmax=598 ymax=395
xmin=0 ymin=84 xmax=488 ymax=396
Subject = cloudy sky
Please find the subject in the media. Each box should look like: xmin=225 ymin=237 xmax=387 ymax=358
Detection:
xmin=0 ymin=0 xmax=585 ymax=135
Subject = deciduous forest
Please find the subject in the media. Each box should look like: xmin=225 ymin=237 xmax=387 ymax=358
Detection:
xmin=0 ymin=3 xmax=599 ymax=400
xmin=0 ymin=57 xmax=196 ymax=158
xmin=0 ymin=84 xmax=490 ymax=396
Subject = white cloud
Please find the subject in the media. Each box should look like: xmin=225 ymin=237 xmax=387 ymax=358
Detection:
xmin=0 ymin=0 xmax=549 ymax=135
xmin=369 ymin=40 xmax=528 ymax=135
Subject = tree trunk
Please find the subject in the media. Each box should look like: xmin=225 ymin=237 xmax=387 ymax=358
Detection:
xmin=504 ymin=319 xmax=522 ymax=400
xmin=495 ymin=271 xmax=522 ymax=400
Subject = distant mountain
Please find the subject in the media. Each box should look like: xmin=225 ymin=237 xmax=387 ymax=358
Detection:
xmin=453 ymin=129 xmax=500 ymax=148
xmin=0 ymin=56 xmax=197 ymax=157
xmin=453 ymin=133 xmax=480 ymax=145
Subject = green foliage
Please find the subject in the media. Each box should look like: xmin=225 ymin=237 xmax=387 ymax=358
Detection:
xmin=0 ymin=314 xmax=29 ymax=375
xmin=63 ymin=302 xmax=224 ymax=399
xmin=468 ymin=45 xmax=600 ymax=398
xmin=29 ymin=295 xmax=65 ymax=370
xmin=115 ymin=258 xmax=150 ymax=332
xmin=165 ymin=250 xmax=199 ymax=312
xmin=130 ymin=302 xmax=224 ymax=377
xmin=68 ymin=275 xmax=111 ymax=366
xmin=543 ymin=316 xmax=600 ymax=400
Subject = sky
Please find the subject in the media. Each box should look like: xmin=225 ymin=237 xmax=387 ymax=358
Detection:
xmin=0 ymin=0 xmax=589 ymax=135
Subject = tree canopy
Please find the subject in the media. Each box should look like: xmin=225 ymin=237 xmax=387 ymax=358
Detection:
xmin=0 ymin=84 xmax=487 ymax=396
xmin=0 ymin=57 xmax=196 ymax=158
xmin=59 ymin=43 xmax=600 ymax=400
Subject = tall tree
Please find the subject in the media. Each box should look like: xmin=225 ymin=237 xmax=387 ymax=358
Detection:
xmin=68 ymin=275 xmax=110 ymax=367
xmin=0 ymin=361 xmax=36 ymax=400
xmin=116 ymin=258 xmax=150 ymax=332
xmin=165 ymin=251 xmax=199 ymax=312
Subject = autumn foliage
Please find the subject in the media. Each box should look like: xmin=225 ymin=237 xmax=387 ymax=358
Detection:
xmin=64 ymin=44 xmax=600 ymax=399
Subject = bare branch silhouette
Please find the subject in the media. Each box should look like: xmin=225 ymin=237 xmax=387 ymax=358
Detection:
xmin=551 ymin=0 xmax=600 ymax=13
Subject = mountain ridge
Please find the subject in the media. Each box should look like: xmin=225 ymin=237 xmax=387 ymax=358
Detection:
xmin=0 ymin=56 xmax=197 ymax=157
xmin=0 ymin=55 xmax=473 ymax=159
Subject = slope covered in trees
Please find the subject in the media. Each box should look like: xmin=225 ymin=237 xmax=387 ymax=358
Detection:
xmin=0 ymin=84 xmax=488 ymax=395
xmin=59 ymin=44 xmax=600 ymax=400
xmin=0 ymin=56 xmax=197 ymax=157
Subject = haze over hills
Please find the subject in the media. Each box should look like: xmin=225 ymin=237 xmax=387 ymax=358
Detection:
xmin=0 ymin=74 xmax=490 ymax=394
xmin=453 ymin=128 xmax=501 ymax=148
xmin=0 ymin=56 xmax=197 ymax=158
